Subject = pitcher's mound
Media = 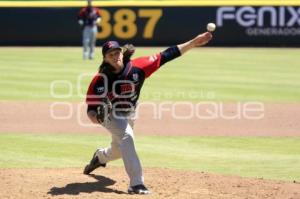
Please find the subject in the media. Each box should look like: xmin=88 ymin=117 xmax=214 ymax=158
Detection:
xmin=0 ymin=167 xmax=299 ymax=199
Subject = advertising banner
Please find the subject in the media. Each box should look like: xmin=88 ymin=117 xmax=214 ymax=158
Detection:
xmin=0 ymin=5 xmax=299 ymax=46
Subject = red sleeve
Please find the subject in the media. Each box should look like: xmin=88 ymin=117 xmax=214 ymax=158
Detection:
xmin=78 ymin=7 xmax=86 ymax=18
xmin=131 ymin=53 xmax=162 ymax=78
xmin=95 ymin=8 xmax=101 ymax=17
xmin=86 ymin=74 xmax=104 ymax=104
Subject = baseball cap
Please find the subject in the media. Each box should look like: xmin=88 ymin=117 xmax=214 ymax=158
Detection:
xmin=102 ymin=41 xmax=122 ymax=56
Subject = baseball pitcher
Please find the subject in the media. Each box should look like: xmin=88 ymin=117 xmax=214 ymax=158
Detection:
xmin=84 ymin=32 xmax=213 ymax=194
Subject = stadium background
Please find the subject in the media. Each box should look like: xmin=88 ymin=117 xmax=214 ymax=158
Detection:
xmin=1 ymin=0 xmax=300 ymax=46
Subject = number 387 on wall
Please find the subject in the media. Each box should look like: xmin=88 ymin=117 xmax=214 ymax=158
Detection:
xmin=97 ymin=9 xmax=163 ymax=39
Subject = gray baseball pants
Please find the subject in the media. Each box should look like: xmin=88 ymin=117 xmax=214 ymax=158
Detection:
xmin=82 ymin=26 xmax=97 ymax=59
xmin=95 ymin=113 xmax=144 ymax=187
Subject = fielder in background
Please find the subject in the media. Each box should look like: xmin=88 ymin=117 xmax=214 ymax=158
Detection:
xmin=78 ymin=0 xmax=101 ymax=60
xmin=84 ymin=32 xmax=213 ymax=194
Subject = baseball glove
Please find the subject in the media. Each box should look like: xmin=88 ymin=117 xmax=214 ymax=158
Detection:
xmin=96 ymin=97 xmax=112 ymax=124
xmin=123 ymin=43 xmax=135 ymax=63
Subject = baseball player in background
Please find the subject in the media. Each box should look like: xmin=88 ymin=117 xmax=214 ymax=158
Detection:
xmin=84 ymin=32 xmax=213 ymax=194
xmin=78 ymin=0 xmax=101 ymax=60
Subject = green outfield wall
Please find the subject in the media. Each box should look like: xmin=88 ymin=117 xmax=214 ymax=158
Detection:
xmin=0 ymin=1 xmax=300 ymax=46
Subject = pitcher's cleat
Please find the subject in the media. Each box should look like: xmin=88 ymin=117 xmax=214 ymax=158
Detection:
xmin=83 ymin=149 xmax=106 ymax=175
xmin=128 ymin=184 xmax=150 ymax=195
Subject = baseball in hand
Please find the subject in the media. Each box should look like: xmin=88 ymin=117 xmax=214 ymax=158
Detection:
xmin=207 ymin=23 xmax=216 ymax=32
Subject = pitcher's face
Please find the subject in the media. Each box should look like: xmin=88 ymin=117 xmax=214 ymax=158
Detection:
xmin=104 ymin=49 xmax=124 ymax=73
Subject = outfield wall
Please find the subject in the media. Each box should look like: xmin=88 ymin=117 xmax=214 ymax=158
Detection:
xmin=0 ymin=1 xmax=300 ymax=46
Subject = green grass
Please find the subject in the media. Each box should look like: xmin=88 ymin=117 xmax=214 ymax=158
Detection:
xmin=0 ymin=47 xmax=300 ymax=102
xmin=0 ymin=133 xmax=299 ymax=182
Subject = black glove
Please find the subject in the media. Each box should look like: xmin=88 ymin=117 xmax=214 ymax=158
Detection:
xmin=123 ymin=43 xmax=135 ymax=63
xmin=96 ymin=98 xmax=112 ymax=124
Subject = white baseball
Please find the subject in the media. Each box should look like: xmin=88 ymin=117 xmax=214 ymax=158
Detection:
xmin=207 ymin=23 xmax=216 ymax=32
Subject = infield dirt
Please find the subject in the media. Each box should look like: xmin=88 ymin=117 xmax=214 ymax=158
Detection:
xmin=1 ymin=167 xmax=300 ymax=199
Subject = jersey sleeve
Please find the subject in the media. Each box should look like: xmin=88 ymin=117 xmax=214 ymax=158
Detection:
xmin=131 ymin=53 xmax=162 ymax=78
xmin=78 ymin=8 xmax=86 ymax=19
xmin=95 ymin=8 xmax=101 ymax=17
xmin=131 ymin=46 xmax=181 ymax=78
xmin=86 ymin=73 xmax=106 ymax=106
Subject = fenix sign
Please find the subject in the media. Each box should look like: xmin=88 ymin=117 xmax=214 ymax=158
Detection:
xmin=216 ymin=6 xmax=300 ymax=36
